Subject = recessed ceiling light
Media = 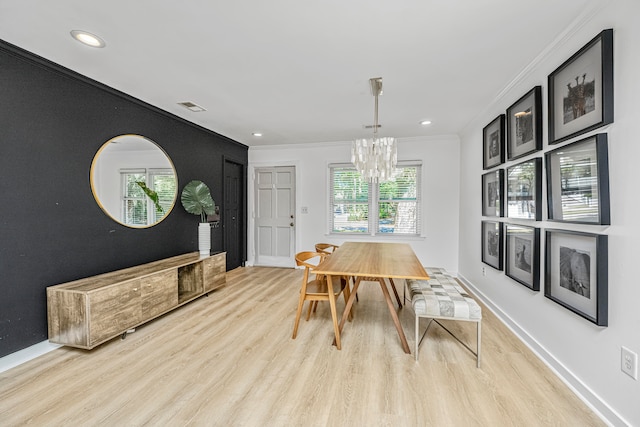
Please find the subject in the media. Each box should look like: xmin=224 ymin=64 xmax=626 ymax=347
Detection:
xmin=252 ymin=132 xmax=263 ymax=137
xmin=420 ymin=120 xmax=432 ymax=126
xmin=70 ymin=30 xmax=106 ymax=48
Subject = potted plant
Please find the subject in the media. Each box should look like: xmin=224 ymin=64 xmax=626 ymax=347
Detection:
xmin=181 ymin=180 xmax=215 ymax=256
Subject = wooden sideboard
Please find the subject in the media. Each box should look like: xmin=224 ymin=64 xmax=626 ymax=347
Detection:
xmin=47 ymin=251 xmax=226 ymax=349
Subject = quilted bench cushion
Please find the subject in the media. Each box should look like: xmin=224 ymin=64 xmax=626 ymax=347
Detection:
xmin=407 ymin=269 xmax=481 ymax=320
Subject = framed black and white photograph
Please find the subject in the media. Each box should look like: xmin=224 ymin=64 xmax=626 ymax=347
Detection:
xmin=505 ymin=225 xmax=540 ymax=291
xmin=482 ymin=169 xmax=504 ymax=217
xmin=546 ymin=133 xmax=610 ymax=224
xmin=545 ymin=229 xmax=608 ymax=326
xmin=507 ymin=86 xmax=542 ymax=160
xmin=483 ymin=114 xmax=505 ymax=170
xmin=506 ymin=158 xmax=542 ymax=220
xmin=548 ymin=29 xmax=613 ymax=144
xmin=482 ymin=221 xmax=503 ymax=270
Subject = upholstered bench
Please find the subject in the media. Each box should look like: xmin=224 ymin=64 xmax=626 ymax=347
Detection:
xmin=406 ymin=268 xmax=482 ymax=367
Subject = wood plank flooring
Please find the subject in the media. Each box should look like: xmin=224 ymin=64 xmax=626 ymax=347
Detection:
xmin=0 ymin=266 xmax=605 ymax=426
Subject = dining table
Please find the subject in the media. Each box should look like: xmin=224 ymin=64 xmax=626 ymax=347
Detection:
xmin=313 ymin=241 xmax=430 ymax=354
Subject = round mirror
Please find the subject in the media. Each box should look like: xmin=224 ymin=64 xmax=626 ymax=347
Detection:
xmin=90 ymin=134 xmax=178 ymax=228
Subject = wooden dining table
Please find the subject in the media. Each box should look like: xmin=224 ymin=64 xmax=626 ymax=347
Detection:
xmin=313 ymin=241 xmax=430 ymax=353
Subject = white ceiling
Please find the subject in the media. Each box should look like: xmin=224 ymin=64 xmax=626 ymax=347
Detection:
xmin=0 ymin=0 xmax=598 ymax=147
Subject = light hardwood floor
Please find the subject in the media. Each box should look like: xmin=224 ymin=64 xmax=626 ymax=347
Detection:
xmin=0 ymin=266 xmax=605 ymax=426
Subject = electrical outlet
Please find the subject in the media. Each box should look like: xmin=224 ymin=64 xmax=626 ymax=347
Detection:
xmin=482 ymin=267 xmax=486 ymax=276
xmin=621 ymin=347 xmax=638 ymax=380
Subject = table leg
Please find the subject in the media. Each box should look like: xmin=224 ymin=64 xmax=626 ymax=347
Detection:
xmin=333 ymin=276 xmax=361 ymax=346
xmin=327 ymin=275 xmax=342 ymax=350
xmin=387 ymin=278 xmax=402 ymax=308
xmin=377 ymin=278 xmax=411 ymax=354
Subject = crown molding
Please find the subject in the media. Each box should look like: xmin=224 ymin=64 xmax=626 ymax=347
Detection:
xmin=248 ymin=134 xmax=459 ymax=151
xmin=460 ymin=0 xmax=609 ymax=137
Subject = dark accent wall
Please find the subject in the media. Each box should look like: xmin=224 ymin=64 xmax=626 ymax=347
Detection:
xmin=0 ymin=40 xmax=248 ymax=358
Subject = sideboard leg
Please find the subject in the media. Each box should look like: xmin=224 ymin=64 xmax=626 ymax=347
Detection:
xmin=121 ymin=328 xmax=136 ymax=340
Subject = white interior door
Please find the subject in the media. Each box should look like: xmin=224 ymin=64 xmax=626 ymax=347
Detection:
xmin=254 ymin=166 xmax=295 ymax=267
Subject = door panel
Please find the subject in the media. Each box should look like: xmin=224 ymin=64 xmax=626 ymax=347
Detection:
xmin=277 ymin=188 xmax=292 ymax=216
xmin=258 ymin=226 xmax=272 ymax=254
xmin=276 ymin=226 xmax=291 ymax=256
xmin=258 ymin=189 xmax=273 ymax=218
xmin=255 ymin=166 xmax=295 ymax=267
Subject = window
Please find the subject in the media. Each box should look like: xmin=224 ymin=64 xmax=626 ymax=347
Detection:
xmin=329 ymin=162 xmax=421 ymax=236
xmin=121 ymin=168 xmax=176 ymax=226
xmin=149 ymin=169 xmax=177 ymax=222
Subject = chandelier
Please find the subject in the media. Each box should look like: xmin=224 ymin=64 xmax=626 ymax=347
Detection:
xmin=351 ymin=77 xmax=397 ymax=183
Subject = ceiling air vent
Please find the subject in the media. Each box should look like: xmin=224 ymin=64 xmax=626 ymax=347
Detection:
xmin=178 ymin=101 xmax=206 ymax=112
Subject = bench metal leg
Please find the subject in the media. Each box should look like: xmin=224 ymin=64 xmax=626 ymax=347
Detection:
xmin=415 ymin=316 xmax=481 ymax=368
xmin=415 ymin=315 xmax=419 ymax=361
xmin=477 ymin=321 xmax=482 ymax=368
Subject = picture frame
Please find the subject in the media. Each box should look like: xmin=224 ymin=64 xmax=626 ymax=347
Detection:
xmin=544 ymin=229 xmax=608 ymax=326
xmin=507 ymin=86 xmax=542 ymax=160
xmin=505 ymin=225 xmax=540 ymax=291
xmin=545 ymin=134 xmax=610 ymax=224
xmin=482 ymin=169 xmax=504 ymax=217
xmin=481 ymin=221 xmax=503 ymax=270
xmin=506 ymin=157 xmax=542 ymax=220
xmin=483 ymin=114 xmax=505 ymax=169
xmin=548 ymin=29 xmax=613 ymax=144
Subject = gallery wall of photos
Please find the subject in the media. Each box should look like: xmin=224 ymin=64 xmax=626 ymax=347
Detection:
xmin=480 ymin=29 xmax=613 ymax=327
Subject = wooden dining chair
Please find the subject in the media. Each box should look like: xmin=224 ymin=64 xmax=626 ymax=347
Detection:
xmin=315 ymin=243 xmax=359 ymax=304
xmin=315 ymin=243 xmax=339 ymax=255
xmin=292 ymin=251 xmax=351 ymax=349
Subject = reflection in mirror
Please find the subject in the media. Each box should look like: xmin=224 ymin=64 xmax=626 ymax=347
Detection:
xmin=91 ymin=134 xmax=177 ymax=228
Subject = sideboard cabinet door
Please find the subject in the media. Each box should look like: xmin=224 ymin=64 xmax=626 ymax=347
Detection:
xmin=203 ymin=253 xmax=226 ymax=292
xmin=141 ymin=270 xmax=178 ymax=319
xmin=89 ymin=281 xmax=142 ymax=347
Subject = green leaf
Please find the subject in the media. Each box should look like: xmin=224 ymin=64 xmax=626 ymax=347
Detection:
xmin=135 ymin=181 xmax=164 ymax=213
xmin=181 ymin=180 xmax=215 ymax=222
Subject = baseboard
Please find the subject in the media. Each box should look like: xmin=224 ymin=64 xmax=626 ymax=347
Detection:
xmin=457 ymin=273 xmax=628 ymax=427
xmin=0 ymin=341 xmax=61 ymax=374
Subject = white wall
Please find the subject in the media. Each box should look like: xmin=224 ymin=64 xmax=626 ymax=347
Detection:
xmin=248 ymin=135 xmax=460 ymax=272
xmin=458 ymin=1 xmax=640 ymax=425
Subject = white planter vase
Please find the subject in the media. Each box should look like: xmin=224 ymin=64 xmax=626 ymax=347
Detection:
xmin=198 ymin=222 xmax=211 ymax=256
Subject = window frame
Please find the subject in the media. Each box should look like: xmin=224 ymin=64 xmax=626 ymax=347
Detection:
xmin=121 ymin=168 xmax=148 ymax=226
xmin=120 ymin=168 xmax=175 ymax=226
xmin=148 ymin=168 xmax=177 ymax=223
xmin=328 ymin=161 xmax=422 ymax=237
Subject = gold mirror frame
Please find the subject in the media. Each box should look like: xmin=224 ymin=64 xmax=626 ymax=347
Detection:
xmin=90 ymin=134 xmax=178 ymax=228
